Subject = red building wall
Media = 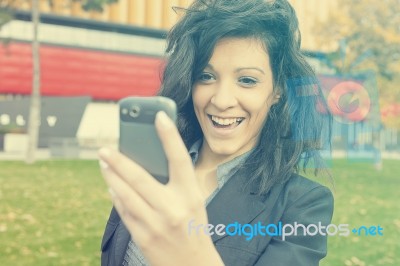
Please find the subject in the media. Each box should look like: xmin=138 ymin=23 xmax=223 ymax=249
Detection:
xmin=0 ymin=42 xmax=163 ymax=100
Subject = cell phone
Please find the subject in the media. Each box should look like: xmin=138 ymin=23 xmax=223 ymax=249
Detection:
xmin=119 ymin=96 xmax=177 ymax=184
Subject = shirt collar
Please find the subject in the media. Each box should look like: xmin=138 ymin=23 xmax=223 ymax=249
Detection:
xmin=189 ymin=139 xmax=253 ymax=189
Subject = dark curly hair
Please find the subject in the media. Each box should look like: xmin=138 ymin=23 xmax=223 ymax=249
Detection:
xmin=158 ymin=0 xmax=332 ymax=195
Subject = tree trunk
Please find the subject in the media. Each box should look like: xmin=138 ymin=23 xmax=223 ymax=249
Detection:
xmin=26 ymin=0 xmax=40 ymax=164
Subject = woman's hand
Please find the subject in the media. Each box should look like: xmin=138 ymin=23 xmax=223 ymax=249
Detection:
xmin=98 ymin=111 xmax=224 ymax=266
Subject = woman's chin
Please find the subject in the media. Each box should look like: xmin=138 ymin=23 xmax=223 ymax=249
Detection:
xmin=208 ymin=142 xmax=241 ymax=157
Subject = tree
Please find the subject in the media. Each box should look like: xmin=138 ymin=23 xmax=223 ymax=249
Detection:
xmin=73 ymin=0 xmax=118 ymax=12
xmin=0 ymin=0 xmax=119 ymax=31
xmin=314 ymin=0 xmax=400 ymax=128
xmin=1 ymin=0 xmax=119 ymax=163
xmin=26 ymin=0 xmax=40 ymax=164
xmin=0 ymin=0 xmax=15 ymax=29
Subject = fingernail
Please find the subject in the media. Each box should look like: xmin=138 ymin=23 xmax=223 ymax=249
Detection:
xmin=99 ymin=159 xmax=109 ymax=169
xmin=99 ymin=148 xmax=111 ymax=159
xmin=156 ymin=111 xmax=172 ymax=129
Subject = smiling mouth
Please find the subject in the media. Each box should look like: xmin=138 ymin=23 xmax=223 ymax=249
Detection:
xmin=207 ymin=114 xmax=245 ymax=129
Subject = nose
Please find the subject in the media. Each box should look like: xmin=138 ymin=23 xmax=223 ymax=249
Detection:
xmin=210 ymin=80 xmax=238 ymax=110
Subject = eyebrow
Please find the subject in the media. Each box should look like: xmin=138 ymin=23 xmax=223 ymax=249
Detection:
xmin=205 ymin=64 xmax=265 ymax=75
xmin=235 ymin=67 xmax=265 ymax=75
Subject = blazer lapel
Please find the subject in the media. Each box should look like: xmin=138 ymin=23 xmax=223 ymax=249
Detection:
xmin=114 ymin=221 xmax=131 ymax=266
xmin=206 ymin=172 xmax=273 ymax=243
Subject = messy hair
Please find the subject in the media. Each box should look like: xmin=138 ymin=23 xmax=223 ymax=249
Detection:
xmin=158 ymin=0 xmax=332 ymax=195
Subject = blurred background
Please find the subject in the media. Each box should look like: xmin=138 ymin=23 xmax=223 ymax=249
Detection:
xmin=0 ymin=0 xmax=399 ymax=265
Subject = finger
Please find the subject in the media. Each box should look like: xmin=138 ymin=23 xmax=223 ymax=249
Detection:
xmin=111 ymin=194 xmax=151 ymax=246
xmin=100 ymin=160 xmax=158 ymax=222
xmin=99 ymin=148 xmax=167 ymax=208
xmin=109 ymin=182 xmax=168 ymax=256
xmin=155 ymin=111 xmax=195 ymax=186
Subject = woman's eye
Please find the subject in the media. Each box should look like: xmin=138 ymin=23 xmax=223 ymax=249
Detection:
xmin=197 ymin=72 xmax=215 ymax=83
xmin=238 ymin=77 xmax=258 ymax=87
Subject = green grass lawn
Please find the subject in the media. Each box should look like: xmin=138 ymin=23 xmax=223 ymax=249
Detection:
xmin=0 ymin=159 xmax=399 ymax=265
xmin=0 ymin=160 xmax=112 ymax=266
xmin=316 ymin=160 xmax=400 ymax=266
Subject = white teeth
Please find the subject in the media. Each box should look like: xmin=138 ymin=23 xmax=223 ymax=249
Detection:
xmin=211 ymin=115 xmax=244 ymax=126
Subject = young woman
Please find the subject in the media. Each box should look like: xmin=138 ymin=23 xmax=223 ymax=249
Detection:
xmin=99 ymin=0 xmax=334 ymax=265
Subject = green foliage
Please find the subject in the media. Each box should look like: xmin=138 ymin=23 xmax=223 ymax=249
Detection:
xmin=0 ymin=0 xmax=14 ymax=29
xmin=72 ymin=0 xmax=118 ymax=12
xmin=0 ymin=0 xmax=119 ymax=31
xmin=315 ymin=0 xmax=400 ymax=128
xmin=316 ymin=0 xmax=400 ymax=77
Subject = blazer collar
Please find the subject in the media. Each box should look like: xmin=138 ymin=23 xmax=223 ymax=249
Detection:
xmin=206 ymin=171 xmax=283 ymax=243
xmin=114 ymin=222 xmax=131 ymax=266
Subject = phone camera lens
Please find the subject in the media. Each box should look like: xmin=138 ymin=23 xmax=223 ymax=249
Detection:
xmin=129 ymin=106 xmax=141 ymax=118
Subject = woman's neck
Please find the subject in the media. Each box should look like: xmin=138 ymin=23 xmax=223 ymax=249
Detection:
xmin=195 ymin=140 xmax=252 ymax=170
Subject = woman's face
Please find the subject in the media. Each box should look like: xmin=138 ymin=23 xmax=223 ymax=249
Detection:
xmin=192 ymin=37 xmax=278 ymax=159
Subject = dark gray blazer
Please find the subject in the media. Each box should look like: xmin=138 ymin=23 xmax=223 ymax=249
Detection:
xmin=101 ymin=173 xmax=334 ymax=266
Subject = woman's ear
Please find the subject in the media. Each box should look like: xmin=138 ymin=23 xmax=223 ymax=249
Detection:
xmin=272 ymin=94 xmax=280 ymax=105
